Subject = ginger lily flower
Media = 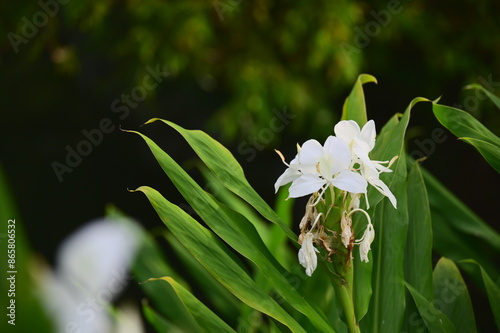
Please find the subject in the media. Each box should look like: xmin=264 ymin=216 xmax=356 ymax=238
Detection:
xmin=275 ymin=136 xmax=367 ymax=198
xmin=335 ymin=119 xmax=397 ymax=208
xmin=334 ymin=119 xmax=376 ymax=156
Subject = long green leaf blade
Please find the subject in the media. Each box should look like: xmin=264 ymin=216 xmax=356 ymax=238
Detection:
xmin=361 ymin=153 xmax=409 ymax=333
xmin=432 ymin=103 xmax=500 ymax=172
xmin=405 ymin=161 xmax=433 ymax=298
xmin=341 ymin=73 xmax=377 ymax=126
xmin=405 ymin=282 xmax=456 ymax=333
xmin=368 ymin=97 xmax=431 ymax=208
xmin=433 ymin=258 xmax=476 ymax=333
xmin=358 ymin=98 xmax=430 ymax=332
xmin=432 ymin=103 xmax=500 ymax=146
xmin=132 ymin=233 xmax=204 ymax=333
xmin=142 ymin=302 xmax=185 ymax=333
xmin=403 ymin=160 xmax=434 ymax=332
xmin=145 ymin=118 xmax=297 ymax=242
xmin=133 ymin=186 xmax=307 ymax=333
xmin=164 ymin=232 xmax=241 ymax=320
xmin=460 ymin=137 xmax=500 ymax=173
xmin=459 ymin=259 xmax=500 ymax=331
xmin=146 ymin=277 xmax=237 ymax=333
xmin=464 ymin=83 xmax=500 ymax=110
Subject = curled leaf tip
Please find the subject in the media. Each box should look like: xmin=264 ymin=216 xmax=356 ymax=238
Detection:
xmin=127 ymin=187 xmax=144 ymax=193
xmin=143 ymin=118 xmax=161 ymax=126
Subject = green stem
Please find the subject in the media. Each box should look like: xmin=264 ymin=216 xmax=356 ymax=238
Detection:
xmin=337 ymin=280 xmax=360 ymax=333
xmin=331 ymin=263 xmax=360 ymax=333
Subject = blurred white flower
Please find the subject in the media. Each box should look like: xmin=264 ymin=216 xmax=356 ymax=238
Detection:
xmin=37 ymin=217 xmax=144 ymax=333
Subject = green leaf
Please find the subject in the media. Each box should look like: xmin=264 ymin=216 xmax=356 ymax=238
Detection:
xmin=142 ymin=302 xmax=185 ymax=333
xmin=145 ymin=118 xmax=297 ymax=242
xmin=126 ymin=127 xmax=337 ymax=332
xmin=199 ymin=165 xmax=271 ymax=247
xmin=357 ymin=98 xmax=430 ymax=329
xmin=132 ymin=233 xmax=204 ymax=332
xmin=464 ymin=83 xmax=500 ymax=110
xmin=460 ymin=137 xmax=500 ymax=173
xmin=133 ymin=186 xmax=308 ymax=333
xmin=432 ymin=104 xmax=500 ymax=146
xmin=164 ymin=232 xmax=241 ymax=320
xmin=405 ymin=282 xmax=456 ymax=333
xmin=422 ymin=168 xmax=500 ymax=279
xmin=405 ymin=161 xmax=433 ymax=299
xmin=459 ymin=259 xmax=500 ymax=332
xmin=341 ymin=73 xmax=377 ymax=126
xmin=145 ymin=276 xmax=237 ymax=333
xmin=432 ymin=103 xmax=500 ymax=172
xmin=361 ymin=154 xmax=409 ymax=333
xmin=433 ymin=258 xmax=476 ymax=333
xmin=368 ymin=97 xmax=431 ymax=208
xmin=268 ymin=187 xmax=295 ymax=268
xmin=402 ymin=160 xmax=434 ymax=333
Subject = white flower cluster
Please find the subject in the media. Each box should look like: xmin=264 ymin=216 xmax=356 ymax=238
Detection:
xmin=275 ymin=120 xmax=397 ymax=276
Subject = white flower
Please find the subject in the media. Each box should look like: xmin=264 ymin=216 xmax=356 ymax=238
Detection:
xmin=334 ymin=119 xmax=376 ymax=157
xmin=355 ymin=223 xmax=375 ymax=263
xmin=298 ymin=232 xmax=320 ymax=276
xmin=275 ymin=136 xmax=367 ymax=198
xmin=335 ymin=119 xmax=397 ymax=208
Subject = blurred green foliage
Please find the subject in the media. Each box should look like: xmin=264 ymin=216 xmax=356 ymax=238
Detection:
xmin=3 ymin=0 xmax=499 ymax=142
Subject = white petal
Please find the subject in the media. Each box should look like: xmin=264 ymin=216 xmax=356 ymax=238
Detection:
xmin=323 ymin=136 xmax=352 ymax=174
xmin=369 ymin=177 xmax=397 ymax=209
xmin=332 ymin=170 xmax=367 ymax=194
xmin=289 ymin=173 xmax=325 ymax=198
xmin=274 ymin=167 xmax=301 ymax=193
xmin=334 ymin=120 xmax=360 ymax=144
xmin=360 ymin=120 xmax=376 ymax=151
xmin=298 ymin=139 xmax=323 ymax=165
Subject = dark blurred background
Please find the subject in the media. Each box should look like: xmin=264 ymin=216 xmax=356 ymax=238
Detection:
xmin=1 ymin=0 xmax=499 ymax=286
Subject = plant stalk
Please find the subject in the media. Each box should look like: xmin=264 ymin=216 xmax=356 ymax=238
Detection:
xmin=331 ymin=262 xmax=360 ymax=333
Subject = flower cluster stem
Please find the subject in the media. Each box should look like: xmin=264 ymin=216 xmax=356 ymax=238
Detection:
xmin=331 ymin=263 xmax=360 ymax=333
